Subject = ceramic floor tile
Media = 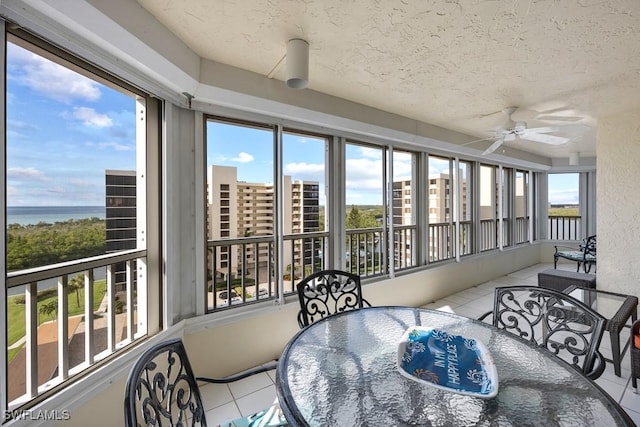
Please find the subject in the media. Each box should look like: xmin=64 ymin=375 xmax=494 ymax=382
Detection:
xmin=621 ymin=382 xmax=640 ymax=408
xmin=235 ymin=384 xmax=278 ymax=417
xmin=595 ymin=376 xmax=627 ymax=402
xmin=443 ymin=292 xmax=475 ymax=305
xmin=205 ymin=401 xmax=242 ymax=426
xmin=199 ymin=382 xmax=234 ymax=410
xmin=267 ymin=368 xmax=277 ymax=383
xmin=623 ymin=407 xmax=640 ymax=426
xmin=227 ymin=372 xmax=274 ymax=400
xmin=458 ymin=286 xmax=488 ymax=298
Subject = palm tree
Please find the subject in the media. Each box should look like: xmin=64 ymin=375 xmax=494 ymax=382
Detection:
xmin=39 ymin=299 xmax=58 ymax=322
xmin=68 ymin=274 xmax=84 ymax=307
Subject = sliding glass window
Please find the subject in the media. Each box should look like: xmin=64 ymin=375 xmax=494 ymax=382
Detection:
xmin=4 ymin=31 xmax=152 ymax=412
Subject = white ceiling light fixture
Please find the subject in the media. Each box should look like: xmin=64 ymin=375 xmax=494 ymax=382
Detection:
xmin=569 ymin=152 xmax=580 ymax=166
xmin=286 ymin=39 xmax=309 ymax=89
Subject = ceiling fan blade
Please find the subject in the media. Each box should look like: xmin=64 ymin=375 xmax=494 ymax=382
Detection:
xmin=483 ymin=138 xmax=504 ymax=155
xmin=526 ymin=124 xmax=590 ymax=134
xmin=520 ymin=132 xmax=569 ymax=145
xmin=461 ymin=137 xmax=493 ymax=147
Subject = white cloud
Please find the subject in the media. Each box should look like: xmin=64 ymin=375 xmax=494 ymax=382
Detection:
xmin=7 ymin=167 xmax=51 ymax=182
xmin=72 ymin=107 xmax=113 ymax=127
xmin=233 ymin=152 xmax=254 ymax=163
xmin=8 ymin=43 xmax=101 ymax=103
xmin=215 ymin=152 xmax=255 ymax=163
xmin=549 ymin=189 xmax=579 ymax=204
xmin=96 ymin=141 xmax=134 ymax=151
xmin=284 ymin=162 xmax=324 ymax=178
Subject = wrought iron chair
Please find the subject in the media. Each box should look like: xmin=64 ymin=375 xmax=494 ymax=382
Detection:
xmin=124 ymin=337 xmax=285 ymax=426
xmin=296 ymin=270 xmax=370 ymax=328
xmin=478 ymin=286 xmax=607 ymax=380
xmin=554 ymin=234 xmax=597 ymax=273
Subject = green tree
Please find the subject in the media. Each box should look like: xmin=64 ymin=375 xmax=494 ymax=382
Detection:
xmin=346 ymin=205 xmax=379 ymax=229
xmin=39 ymin=299 xmax=58 ymax=322
xmin=68 ymin=274 xmax=84 ymax=307
xmin=6 ymin=218 xmax=106 ymax=271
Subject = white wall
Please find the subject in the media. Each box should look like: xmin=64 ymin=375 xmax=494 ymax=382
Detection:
xmin=596 ymin=109 xmax=640 ymax=296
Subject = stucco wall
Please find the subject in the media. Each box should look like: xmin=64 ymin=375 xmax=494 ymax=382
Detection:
xmin=596 ymin=109 xmax=640 ymax=296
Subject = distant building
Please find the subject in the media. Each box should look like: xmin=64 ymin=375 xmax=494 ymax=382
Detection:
xmin=105 ymin=170 xmax=136 ymax=287
xmin=206 ymin=165 xmax=319 ymax=283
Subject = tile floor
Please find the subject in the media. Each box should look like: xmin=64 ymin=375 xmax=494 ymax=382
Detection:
xmin=201 ymin=263 xmax=640 ymax=425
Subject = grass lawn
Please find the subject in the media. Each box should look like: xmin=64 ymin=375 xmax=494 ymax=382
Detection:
xmin=7 ymin=280 xmax=106 ymax=350
xmin=548 ymin=207 xmax=579 ymax=216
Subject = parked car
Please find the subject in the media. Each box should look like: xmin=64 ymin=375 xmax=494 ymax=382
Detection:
xmin=218 ymin=290 xmax=241 ymax=306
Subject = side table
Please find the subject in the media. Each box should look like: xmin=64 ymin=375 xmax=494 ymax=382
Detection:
xmin=566 ymin=286 xmax=638 ymax=377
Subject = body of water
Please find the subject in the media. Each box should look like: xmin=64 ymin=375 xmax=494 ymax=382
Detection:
xmin=7 ymin=206 xmax=105 ymax=226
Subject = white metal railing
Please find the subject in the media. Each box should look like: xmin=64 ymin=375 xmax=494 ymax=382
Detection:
xmin=5 ymin=249 xmax=146 ymax=409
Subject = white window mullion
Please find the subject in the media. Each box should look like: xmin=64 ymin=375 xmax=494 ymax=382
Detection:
xmin=454 ymin=157 xmax=461 ymax=262
xmin=0 ymin=17 xmax=7 ymax=415
xmin=498 ymin=165 xmax=504 ymax=250
xmin=126 ymin=260 xmax=134 ymax=342
xmin=386 ymin=146 xmax=394 ymax=278
xmin=528 ymin=170 xmax=534 ymax=243
xmin=274 ymin=125 xmax=284 ymax=305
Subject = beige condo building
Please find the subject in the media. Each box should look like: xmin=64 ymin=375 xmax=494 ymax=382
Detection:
xmin=206 ymin=165 xmax=320 ymax=285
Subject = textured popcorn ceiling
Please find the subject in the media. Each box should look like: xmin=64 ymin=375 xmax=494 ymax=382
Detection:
xmin=137 ymin=0 xmax=640 ymax=159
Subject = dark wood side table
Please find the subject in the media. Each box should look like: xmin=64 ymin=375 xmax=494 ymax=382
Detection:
xmin=566 ymin=286 xmax=638 ymax=377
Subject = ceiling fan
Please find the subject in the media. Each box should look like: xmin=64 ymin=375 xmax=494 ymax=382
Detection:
xmin=478 ymin=107 xmax=571 ymax=155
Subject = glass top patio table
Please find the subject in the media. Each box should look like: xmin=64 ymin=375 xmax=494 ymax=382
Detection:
xmin=276 ymin=306 xmax=635 ymax=427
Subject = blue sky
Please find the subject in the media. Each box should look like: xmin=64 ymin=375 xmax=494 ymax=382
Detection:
xmin=6 ymin=42 xmax=136 ymax=207
xmin=7 ymin=41 xmax=578 ymax=208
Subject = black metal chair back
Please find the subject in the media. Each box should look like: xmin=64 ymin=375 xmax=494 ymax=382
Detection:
xmin=487 ymin=286 xmax=606 ymax=379
xmin=124 ymin=338 xmax=206 ymax=426
xmin=296 ymin=270 xmax=369 ymax=328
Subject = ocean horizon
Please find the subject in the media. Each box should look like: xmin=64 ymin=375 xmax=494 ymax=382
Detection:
xmin=7 ymin=206 xmax=105 ymax=226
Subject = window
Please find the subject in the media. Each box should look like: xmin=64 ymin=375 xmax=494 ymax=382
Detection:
xmin=283 ymin=129 xmax=327 ymax=284
xmin=345 ymin=143 xmax=385 ymax=276
xmin=548 ymin=173 xmax=581 ymax=240
xmin=479 ymin=164 xmax=498 ymax=251
xmin=458 ymin=160 xmax=473 ymax=256
xmin=428 ymin=156 xmax=453 ymax=262
xmin=4 ymin=32 xmax=155 ymax=411
xmin=391 ymin=150 xmax=416 ymax=270
xmin=515 ymin=170 xmax=529 ymax=244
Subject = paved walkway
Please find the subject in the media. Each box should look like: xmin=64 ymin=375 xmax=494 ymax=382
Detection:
xmin=8 ymin=316 xmax=82 ymax=402
xmin=7 ymin=295 xmax=130 ymax=403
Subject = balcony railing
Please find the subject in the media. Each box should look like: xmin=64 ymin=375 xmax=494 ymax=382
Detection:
xmin=5 ymin=249 xmax=147 ymax=409
xmin=204 ymin=218 xmax=539 ymax=313
xmin=548 ymin=215 xmax=581 ymax=240
xmin=429 ymin=222 xmax=453 ymax=262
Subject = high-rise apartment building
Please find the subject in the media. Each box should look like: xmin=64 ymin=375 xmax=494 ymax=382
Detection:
xmin=206 ymin=165 xmax=320 ymax=283
xmin=105 ymin=170 xmax=137 ymax=287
